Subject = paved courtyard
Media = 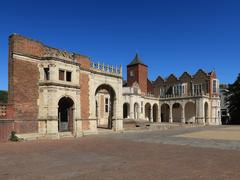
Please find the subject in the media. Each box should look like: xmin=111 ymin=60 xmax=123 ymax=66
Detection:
xmin=0 ymin=126 xmax=240 ymax=180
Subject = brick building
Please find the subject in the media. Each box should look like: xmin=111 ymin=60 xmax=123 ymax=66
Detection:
xmin=0 ymin=34 xmax=221 ymax=141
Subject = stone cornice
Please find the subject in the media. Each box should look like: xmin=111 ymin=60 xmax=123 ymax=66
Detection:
xmin=12 ymin=52 xmax=81 ymax=67
xmin=39 ymin=82 xmax=80 ymax=89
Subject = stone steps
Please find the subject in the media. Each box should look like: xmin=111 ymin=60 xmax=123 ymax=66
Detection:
xmin=59 ymin=132 xmax=74 ymax=139
xmin=123 ymin=120 xmax=203 ymax=131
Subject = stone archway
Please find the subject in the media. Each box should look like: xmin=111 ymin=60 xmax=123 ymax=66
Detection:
xmin=123 ymin=103 xmax=130 ymax=119
xmin=145 ymin=103 xmax=151 ymax=121
xmin=134 ymin=103 xmax=140 ymax=120
xmin=161 ymin=104 xmax=170 ymax=122
xmin=95 ymin=84 xmax=116 ymax=129
xmin=172 ymin=103 xmax=182 ymax=123
xmin=58 ymin=97 xmax=74 ymax=132
xmin=204 ymin=102 xmax=209 ymax=124
xmin=185 ymin=102 xmax=196 ymax=123
xmin=153 ymin=104 xmax=158 ymax=122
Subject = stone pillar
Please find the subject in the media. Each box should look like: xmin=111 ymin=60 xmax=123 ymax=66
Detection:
xmin=129 ymin=96 xmax=134 ymax=119
xmin=112 ymin=81 xmax=123 ymax=131
xmin=181 ymin=104 xmax=185 ymax=124
xmin=158 ymin=103 xmax=161 ymax=122
xmin=74 ymin=90 xmax=82 ymax=137
xmin=150 ymin=106 xmax=153 ymax=122
xmin=196 ymin=99 xmax=204 ymax=124
xmin=169 ymin=104 xmax=173 ymax=123
xmin=46 ymin=89 xmax=59 ymax=135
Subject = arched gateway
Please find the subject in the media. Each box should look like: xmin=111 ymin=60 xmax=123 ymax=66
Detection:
xmin=95 ymin=84 xmax=116 ymax=129
xmin=58 ymin=97 xmax=74 ymax=132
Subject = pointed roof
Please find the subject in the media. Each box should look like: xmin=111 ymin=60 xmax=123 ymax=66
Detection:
xmin=127 ymin=53 xmax=147 ymax=67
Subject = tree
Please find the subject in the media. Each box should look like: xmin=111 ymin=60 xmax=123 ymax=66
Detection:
xmin=226 ymin=74 xmax=240 ymax=124
xmin=0 ymin=90 xmax=8 ymax=103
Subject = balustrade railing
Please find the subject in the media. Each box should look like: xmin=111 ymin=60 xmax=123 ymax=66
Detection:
xmin=90 ymin=62 xmax=122 ymax=76
xmin=160 ymin=92 xmax=210 ymax=99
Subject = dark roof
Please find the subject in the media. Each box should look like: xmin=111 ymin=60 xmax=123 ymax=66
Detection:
xmin=127 ymin=53 xmax=147 ymax=67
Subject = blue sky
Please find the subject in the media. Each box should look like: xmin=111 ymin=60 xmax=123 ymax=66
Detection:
xmin=1 ymin=0 xmax=240 ymax=90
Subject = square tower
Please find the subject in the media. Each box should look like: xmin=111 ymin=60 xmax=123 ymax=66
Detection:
xmin=127 ymin=54 xmax=148 ymax=95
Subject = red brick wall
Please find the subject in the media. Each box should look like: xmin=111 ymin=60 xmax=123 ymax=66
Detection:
xmin=138 ymin=65 xmax=148 ymax=95
xmin=80 ymin=72 xmax=90 ymax=130
xmin=75 ymin=55 xmax=91 ymax=69
xmin=127 ymin=64 xmax=148 ymax=95
xmin=127 ymin=66 xmax=139 ymax=87
xmin=8 ymin=35 xmax=41 ymax=133
xmin=9 ymin=34 xmax=44 ymax=57
xmin=209 ymin=71 xmax=218 ymax=97
xmin=0 ymin=120 xmax=14 ymax=141
xmin=147 ymin=79 xmax=154 ymax=94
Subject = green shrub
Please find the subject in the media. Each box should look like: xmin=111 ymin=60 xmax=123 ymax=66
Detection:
xmin=10 ymin=131 xmax=20 ymax=142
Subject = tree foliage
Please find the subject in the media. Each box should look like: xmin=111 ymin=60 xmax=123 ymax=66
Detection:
xmin=0 ymin=90 xmax=8 ymax=103
xmin=226 ymin=74 xmax=240 ymax=124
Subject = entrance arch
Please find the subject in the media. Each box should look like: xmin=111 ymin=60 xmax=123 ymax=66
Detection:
xmin=134 ymin=103 xmax=140 ymax=119
xmin=95 ymin=84 xmax=116 ymax=129
xmin=185 ymin=102 xmax=196 ymax=123
xmin=58 ymin=97 xmax=74 ymax=132
xmin=204 ymin=102 xmax=209 ymax=124
xmin=172 ymin=103 xmax=182 ymax=122
xmin=161 ymin=104 xmax=170 ymax=122
xmin=145 ymin=103 xmax=151 ymax=121
xmin=153 ymin=104 xmax=158 ymax=122
xmin=123 ymin=103 xmax=130 ymax=119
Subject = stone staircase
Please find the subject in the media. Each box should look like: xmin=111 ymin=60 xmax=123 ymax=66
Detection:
xmin=123 ymin=119 xmax=203 ymax=131
xmin=123 ymin=119 xmax=151 ymax=130
xmin=59 ymin=131 xmax=74 ymax=139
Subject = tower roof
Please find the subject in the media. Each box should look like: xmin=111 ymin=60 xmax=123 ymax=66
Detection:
xmin=127 ymin=53 xmax=147 ymax=67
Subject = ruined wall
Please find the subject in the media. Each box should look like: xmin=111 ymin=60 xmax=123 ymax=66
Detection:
xmin=8 ymin=34 xmax=43 ymax=133
xmin=75 ymin=55 xmax=91 ymax=130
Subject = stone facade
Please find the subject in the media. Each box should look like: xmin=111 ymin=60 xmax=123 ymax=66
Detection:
xmin=123 ymin=55 xmax=221 ymax=125
xmin=0 ymin=34 xmax=221 ymax=141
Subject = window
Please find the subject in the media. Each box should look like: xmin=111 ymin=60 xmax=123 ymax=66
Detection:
xmin=133 ymin=87 xmax=138 ymax=94
xmin=193 ymin=84 xmax=202 ymax=95
xmin=44 ymin=68 xmax=50 ymax=80
xmin=141 ymin=101 xmax=143 ymax=113
xmin=105 ymin=98 xmax=109 ymax=113
xmin=130 ymin=70 xmax=134 ymax=77
xmin=213 ymin=79 xmax=219 ymax=94
xmin=59 ymin=70 xmax=65 ymax=81
xmin=172 ymin=84 xmax=185 ymax=95
xmin=160 ymin=88 xmax=165 ymax=97
xmin=66 ymin=71 xmax=72 ymax=82
xmin=182 ymin=83 xmax=187 ymax=95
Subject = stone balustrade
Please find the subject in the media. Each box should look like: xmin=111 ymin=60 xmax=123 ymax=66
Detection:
xmin=160 ymin=92 xmax=210 ymax=99
xmin=90 ymin=62 xmax=122 ymax=76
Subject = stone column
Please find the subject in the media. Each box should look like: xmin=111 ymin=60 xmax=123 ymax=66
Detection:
xmin=129 ymin=96 xmax=134 ymax=119
xmin=74 ymin=90 xmax=82 ymax=137
xmin=169 ymin=104 xmax=173 ymax=123
xmin=158 ymin=103 xmax=161 ymax=122
xmin=112 ymin=81 xmax=123 ymax=131
xmin=88 ymin=73 xmax=97 ymax=133
xmin=150 ymin=106 xmax=153 ymax=122
xmin=181 ymin=103 xmax=185 ymax=124
xmin=196 ymin=99 xmax=204 ymax=124
xmin=46 ymin=89 xmax=58 ymax=135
